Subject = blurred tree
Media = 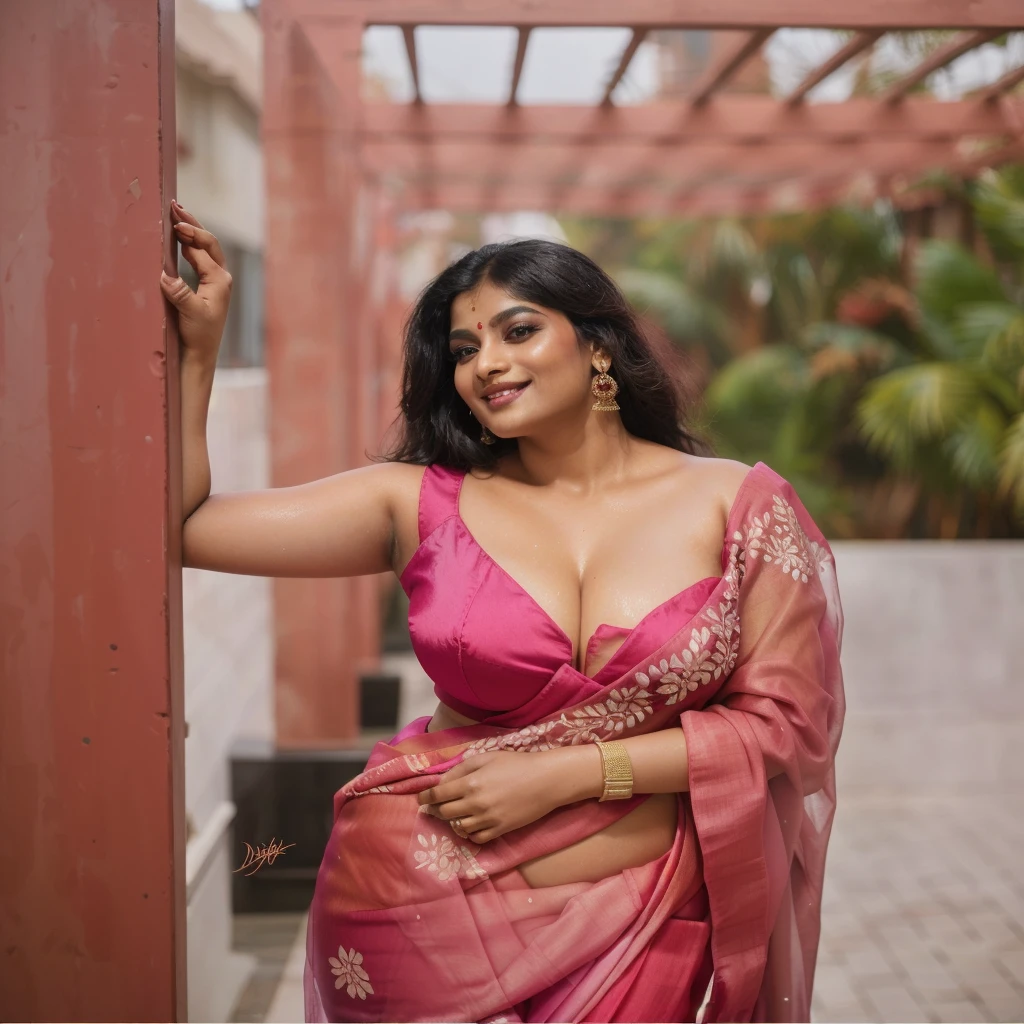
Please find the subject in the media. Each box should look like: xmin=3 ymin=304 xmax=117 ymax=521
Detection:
xmin=854 ymin=170 xmax=1024 ymax=538
xmin=561 ymin=168 xmax=1024 ymax=539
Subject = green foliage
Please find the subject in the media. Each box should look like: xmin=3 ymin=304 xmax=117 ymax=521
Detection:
xmin=564 ymin=164 xmax=1024 ymax=537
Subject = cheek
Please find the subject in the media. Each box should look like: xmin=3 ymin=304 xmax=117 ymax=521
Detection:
xmin=452 ymin=363 xmax=473 ymax=402
xmin=528 ymin=333 xmax=588 ymax=382
xmin=540 ymin=346 xmax=592 ymax=398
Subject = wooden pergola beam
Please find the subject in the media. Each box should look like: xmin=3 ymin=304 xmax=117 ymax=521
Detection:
xmin=401 ymin=24 xmax=422 ymax=104
xmin=394 ymin=147 xmax=1015 ymax=216
xmin=978 ymin=61 xmax=1024 ymax=101
xmin=600 ymin=28 xmax=649 ymax=106
xmin=363 ymin=137 xmax=973 ymax=188
xmin=394 ymin=176 xmax=890 ymax=218
xmin=295 ymin=0 xmax=1024 ymax=31
xmin=359 ymin=96 xmax=1021 ymax=143
xmin=785 ymin=30 xmax=884 ymax=104
xmin=690 ymin=28 xmax=774 ymax=105
xmin=508 ymin=26 xmax=531 ymax=105
xmin=882 ymin=28 xmax=1004 ymax=102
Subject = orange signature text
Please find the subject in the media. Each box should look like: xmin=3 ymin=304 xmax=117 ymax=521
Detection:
xmin=234 ymin=837 xmax=296 ymax=876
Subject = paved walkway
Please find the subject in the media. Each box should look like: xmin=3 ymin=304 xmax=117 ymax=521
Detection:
xmin=812 ymin=795 xmax=1024 ymax=1023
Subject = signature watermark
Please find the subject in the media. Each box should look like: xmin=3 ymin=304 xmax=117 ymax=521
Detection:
xmin=234 ymin=837 xmax=296 ymax=876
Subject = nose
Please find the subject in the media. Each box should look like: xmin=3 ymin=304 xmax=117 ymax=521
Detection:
xmin=473 ymin=337 xmax=511 ymax=380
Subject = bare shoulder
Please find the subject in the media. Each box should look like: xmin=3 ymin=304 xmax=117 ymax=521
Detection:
xmin=699 ymin=456 xmax=757 ymax=517
xmin=661 ymin=452 xmax=756 ymax=519
xmin=309 ymin=458 xmax=426 ymax=516
xmin=370 ymin=459 xmax=428 ymax=504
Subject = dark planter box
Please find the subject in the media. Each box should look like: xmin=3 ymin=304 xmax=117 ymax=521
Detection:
xmin=359 ymin=672 xmax=402 ymax=730
xmin=229 ymin=739 xmax=373 ymax=913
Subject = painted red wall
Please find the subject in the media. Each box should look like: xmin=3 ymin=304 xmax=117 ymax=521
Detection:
xmin=0 ymin=1 xmax=186 ymax=1018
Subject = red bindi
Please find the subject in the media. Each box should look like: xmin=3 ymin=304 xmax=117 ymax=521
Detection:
xmin=477 ymin=321 xmax=483 ymax=330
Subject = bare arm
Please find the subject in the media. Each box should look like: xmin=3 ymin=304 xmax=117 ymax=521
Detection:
xmin=161 ymin=200 xmax=231 ymax=523
xmin=181 ymin=462 xmax=413 ymax=578
xmin=161 ymin=202 xmax=412 ymax=579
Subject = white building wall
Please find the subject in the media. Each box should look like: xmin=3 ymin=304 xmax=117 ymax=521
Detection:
xmin=831 ymin=541 xmax=1024 ymax=799
xmin=184 ymin=369 xmax=274 ymax=834
xmin=176 ymin=78 xmax=264 ymax=252
xmin=183 ymin=369 xmax=273 ymax=1024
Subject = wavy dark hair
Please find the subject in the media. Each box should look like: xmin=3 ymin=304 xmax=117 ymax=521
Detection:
xmin=378 ymin=238 xmax=708 ymax=469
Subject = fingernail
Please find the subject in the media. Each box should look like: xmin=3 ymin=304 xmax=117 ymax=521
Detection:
xmin=174 ymin=222 xmax=192 ymax=233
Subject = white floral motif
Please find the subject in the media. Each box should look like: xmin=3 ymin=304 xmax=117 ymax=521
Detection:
xmin=758 ymin=493 xmax=831 ymax=582
xmin=413 ymin=833 xmax=488 ymax=881
xmin=809 ymin=538 xmax=833 ymax=577
xmin=558 ymin=684 xmax=654 ymax=742
xmin=463 ymin=719 xmax=557 ymax=757
xmin=634 ymin=575 xmax=741 ymax=703
xmin=404 ymin=752 xmax=432 ymax=772
xmin=329 ymin=946 xmax=374 ymax=999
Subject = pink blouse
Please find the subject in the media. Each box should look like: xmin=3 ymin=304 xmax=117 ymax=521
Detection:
xmin=399 ymin=464 xmax=721 ymax=725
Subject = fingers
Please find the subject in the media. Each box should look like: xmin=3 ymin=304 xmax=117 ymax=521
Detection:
xmin=430 ymin=797 xmax=474 ymax=821
xmin=171 ymin=199 xmax=204 ymax=230
xmin=448 ymin=815 xmax=488 ymax=843
xmin=178 ymin=239 xmax=230 ymax=286
xmin=160 ymin=270 xmax=196 ymax=312
xmin=173 ymin=220 xmax=226 ymax=269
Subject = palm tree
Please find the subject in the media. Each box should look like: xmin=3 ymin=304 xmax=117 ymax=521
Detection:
xmin=562 ymin=169 xmax=1024 ymax=538
xmin=854 ymin=169 xmax=1024 ymax=537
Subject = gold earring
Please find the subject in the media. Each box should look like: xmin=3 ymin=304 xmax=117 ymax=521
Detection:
xmin=481 ymin=425 xmax=496 ymax=445
xmin=591 ymin=366 xmax=620 ymax=411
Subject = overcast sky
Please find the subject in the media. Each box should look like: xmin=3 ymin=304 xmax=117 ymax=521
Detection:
xmin=201 ymin=2 xmax=1022 ymax=105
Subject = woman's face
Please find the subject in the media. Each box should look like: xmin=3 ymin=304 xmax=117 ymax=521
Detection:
xmin=448 ymin=279 xmax=604 ymax=439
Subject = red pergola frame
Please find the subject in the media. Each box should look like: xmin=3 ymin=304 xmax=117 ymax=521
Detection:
xmin=262 ymin=1 xmax=1024 ymax=746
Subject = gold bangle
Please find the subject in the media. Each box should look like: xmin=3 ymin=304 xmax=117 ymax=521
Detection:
xmin=595 ymin=740 xmax=633 ymax=801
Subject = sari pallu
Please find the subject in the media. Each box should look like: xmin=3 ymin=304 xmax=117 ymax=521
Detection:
xmin=303 ymin=463 xmax=845 ymax=1023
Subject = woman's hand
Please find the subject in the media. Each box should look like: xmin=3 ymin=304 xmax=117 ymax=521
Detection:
xmin=417 ymin=747 xmax=600 ymax=844
xmin=160 ymin=200 xmax=232 ymax=359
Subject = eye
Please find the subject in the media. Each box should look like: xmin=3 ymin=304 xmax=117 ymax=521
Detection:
xmin=506 ymin=323 xmax=538 ymax=341
xmin=449 ymin=345 xmax=476 ymax=362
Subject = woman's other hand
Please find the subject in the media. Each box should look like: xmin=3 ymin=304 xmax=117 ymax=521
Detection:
xmin=160 ymin=200 xmax=232 ymax=359
xmin=417 ymin=747 xmax=601 ymax=844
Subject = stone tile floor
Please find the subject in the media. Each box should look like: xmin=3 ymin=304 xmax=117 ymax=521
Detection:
xmin=230 ymin=912 xmax=305 ymax=1023
xmin=812 ymin=795 xmax=1024 ymax=1023
xmin=228 ymin=795 xmax=1024 ymax=1023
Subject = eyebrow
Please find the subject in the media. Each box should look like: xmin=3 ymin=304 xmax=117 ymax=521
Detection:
xmin=448 ymin=305 xmax=546 ymax=344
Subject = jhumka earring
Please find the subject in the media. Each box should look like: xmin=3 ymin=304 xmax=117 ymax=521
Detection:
xmin=480 ymin=425 xmax=496 ymax=445
xmin=591 ymin=362 xmax=620 ymax=412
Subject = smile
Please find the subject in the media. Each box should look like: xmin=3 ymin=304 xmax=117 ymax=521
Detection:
xmin=482 ymin=382 xmax=530 ymax=408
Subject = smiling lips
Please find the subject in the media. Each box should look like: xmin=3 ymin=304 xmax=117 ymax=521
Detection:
xmin=482 ymin=382 xmax=530 ymax=408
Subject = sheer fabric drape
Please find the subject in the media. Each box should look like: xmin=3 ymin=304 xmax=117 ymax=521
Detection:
xmin=303 ymin=463 xmax=845 ymax=1022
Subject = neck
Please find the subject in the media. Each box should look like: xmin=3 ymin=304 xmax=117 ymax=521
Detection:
xmin=511 ymin=411 xmax=636 ymax=494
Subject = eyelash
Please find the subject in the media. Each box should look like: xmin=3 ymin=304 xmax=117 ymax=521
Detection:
xmin=450 ymin=323 xmax=538 ymax=362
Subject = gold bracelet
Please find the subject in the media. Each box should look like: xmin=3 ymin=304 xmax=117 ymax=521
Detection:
xmin=595 ymin=740 xmax=633 ymax=801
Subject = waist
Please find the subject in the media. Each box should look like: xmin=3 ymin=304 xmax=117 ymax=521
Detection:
xmin=427 ymin=701 xmax=481 ymax=732
xmin=426 ymin=701 xmax=678 ymax=888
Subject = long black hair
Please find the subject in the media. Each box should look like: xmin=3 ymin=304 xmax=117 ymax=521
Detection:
xmin=378 ymin=238 xmax=708 ymax=469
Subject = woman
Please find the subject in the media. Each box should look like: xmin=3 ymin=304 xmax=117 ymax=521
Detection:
xmin=162 ymin=200 xmax=845 ymax=1024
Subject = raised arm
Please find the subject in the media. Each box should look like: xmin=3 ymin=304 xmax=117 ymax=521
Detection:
xmin=160 ymin=201 xmax=417 ymax=579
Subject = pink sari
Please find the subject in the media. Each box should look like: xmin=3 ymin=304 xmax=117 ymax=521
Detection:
xmin=303 ymin=463 xmax=845 ymax=1022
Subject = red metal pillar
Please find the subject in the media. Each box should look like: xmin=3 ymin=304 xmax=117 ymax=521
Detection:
xmin=373 ymin=189 xmax=406 ymax=445
xmin=368 ymin=189 xmax=408 ymax=634
xmin=0 ymin=1 xmax=185 ymax=1019
xmin=262 ymin=6 xmax=365 ymax=745
xmin=348 ymin=183 xmax=387 ymax=673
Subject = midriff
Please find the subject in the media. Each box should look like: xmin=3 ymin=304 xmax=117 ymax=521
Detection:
xmin=426 ymin=701 xmax=678 ymax=888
